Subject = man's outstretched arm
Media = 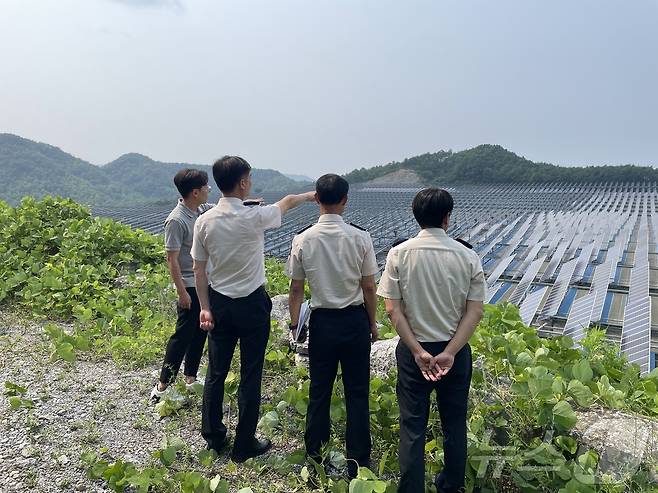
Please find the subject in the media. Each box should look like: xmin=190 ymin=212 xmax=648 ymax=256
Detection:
xmin=275 ymin=191 xmax=316 ymax=214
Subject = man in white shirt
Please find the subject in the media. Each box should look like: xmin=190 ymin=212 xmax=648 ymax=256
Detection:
xmin=286 ymin=174 xmax=379 ymax=479
xmin=377 ymin=188 xmax=485 ymax=493
xmin=191 ymin=156 xmax=315 ymax=462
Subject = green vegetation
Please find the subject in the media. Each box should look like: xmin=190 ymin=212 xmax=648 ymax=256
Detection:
xmin=343 ymin=145 xmax=658 ymax=185
xmin=3 ymin=197 xmax=658 ymax=492
xmin=0 ymin=134 xmax=311 ymax=206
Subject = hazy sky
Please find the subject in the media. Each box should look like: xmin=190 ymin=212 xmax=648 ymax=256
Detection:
xmin=1 ymin=0 xmax=656 ymax=176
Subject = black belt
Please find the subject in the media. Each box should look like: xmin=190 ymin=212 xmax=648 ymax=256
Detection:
xmin=312 ymin=304 xmax=365 ymax=315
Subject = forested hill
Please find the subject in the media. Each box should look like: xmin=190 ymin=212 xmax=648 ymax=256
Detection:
xmin=0 ymin=134 xmax=311 ymax=206
xmin=343 ymin=145 xmax=658 ymax=185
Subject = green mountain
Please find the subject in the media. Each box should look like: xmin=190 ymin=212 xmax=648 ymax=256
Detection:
xmin=344 ymin=144 xmax=658 ymax=185
xmin=0 ymin=134 xmax=310 ymax=205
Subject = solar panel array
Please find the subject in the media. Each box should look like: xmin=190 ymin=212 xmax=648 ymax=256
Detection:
xmin=95 ymin=181 xmax=658 ymax=375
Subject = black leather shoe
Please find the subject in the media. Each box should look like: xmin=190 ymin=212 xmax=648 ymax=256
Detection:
xmin=230 ymin=437 xmax=272 ymax=463
xmin=206 ymin=435 xmax=229 ymax=454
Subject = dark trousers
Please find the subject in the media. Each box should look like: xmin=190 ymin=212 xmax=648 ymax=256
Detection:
xmin=305 ymin=305 xmax=371 ymax=476
xmin=201 ymin=286 xmax=271 ymax=452
xmin=396 ymin=340 xmax=472 ymax=493
xmin=159 ymin=287 xmax=208 ymax=384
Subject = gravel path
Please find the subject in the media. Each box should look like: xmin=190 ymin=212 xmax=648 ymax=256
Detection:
xmin=0 ymin=310 xmax=222 ymax=493
xmin=0 ymin=296 xmax=310 ymax=493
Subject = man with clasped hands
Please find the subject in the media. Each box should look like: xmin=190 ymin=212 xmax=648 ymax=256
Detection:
xmin=377 ymin=188 xmax=485 ymax=493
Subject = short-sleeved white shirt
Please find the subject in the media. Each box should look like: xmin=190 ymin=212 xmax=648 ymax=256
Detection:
xmin=191 ymin=197 xmax=282 ymax=298
xmin=286 ymin=214 xmax=379 ymax=309
xmin=377 ymin=227 xmax=486 ymax=342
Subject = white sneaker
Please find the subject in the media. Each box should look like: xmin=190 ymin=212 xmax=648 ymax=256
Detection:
xmin=150 ymin=384 xmax=169 ymax=402
xmin=185 ymin=377 xmax=205 ymax=391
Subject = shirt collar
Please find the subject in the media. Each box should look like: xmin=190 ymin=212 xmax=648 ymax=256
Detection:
xmin=417 ymin=227 xmax=448 ymax=238
xmin=218 ymin=197 xmax=245 ymax=209
xmin=177 ymin=198 xmax=198 ymax=218
xmin=317 ymin=214 xmax=345 ymax=223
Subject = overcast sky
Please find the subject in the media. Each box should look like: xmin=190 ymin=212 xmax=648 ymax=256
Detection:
xmin=1 ymin=0 xmax=656 ymax=176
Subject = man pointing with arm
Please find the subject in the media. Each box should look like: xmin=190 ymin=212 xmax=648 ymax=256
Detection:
xmin=192 ymin=156 xmax=314 ymax=461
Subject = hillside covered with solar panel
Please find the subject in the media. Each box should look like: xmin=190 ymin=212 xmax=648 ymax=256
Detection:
xmin=4 ymin=135 xmax=658 ymax=376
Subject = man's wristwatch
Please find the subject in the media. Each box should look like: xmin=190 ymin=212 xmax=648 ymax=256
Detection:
xmin=288 ymin=323 xmax=298 ymax=332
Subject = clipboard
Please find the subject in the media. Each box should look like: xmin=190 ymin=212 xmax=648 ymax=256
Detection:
xmin=294 ymin=301 xmax=312 ymax=343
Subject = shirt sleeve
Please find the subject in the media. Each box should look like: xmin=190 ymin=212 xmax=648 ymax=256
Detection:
xmin=164 ymin=219 xmax=184 ymax=252
xmin=361 ymin=234 xmax=379 ymax=277
xmin=190 ymin=221 xmax=209 ymax=262
xmin=376 ymin=248 xmax=402 ymax=299
xmin=256 ymin=204 xmax=282 ymax=231
xmin=466 ymin=254 xmax=487 ymax=301
xmin=285 ymin=236 xmax=306 ymax=280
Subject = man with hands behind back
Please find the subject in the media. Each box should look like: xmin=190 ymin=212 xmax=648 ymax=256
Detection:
xmin=377 ymin=188 xmax=485 ymax=493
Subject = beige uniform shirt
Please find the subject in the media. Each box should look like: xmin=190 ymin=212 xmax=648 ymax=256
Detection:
xmin=191 ymin=197 xmax=282 ymax=298
xmin=286 ymin=214 xmax=379 ymax=309
xmin=377 ymin=227 xmax=486 ymax=342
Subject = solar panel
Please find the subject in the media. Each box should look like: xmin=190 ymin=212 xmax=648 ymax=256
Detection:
xmin=93 ymin=183 xmax=655 ymax=359
xmin=590 ymin=259 xmax=615 ymax=323
xmin=541 ymin=242 xmax=569 ymax=281
xmin=538 ymin=258 xmax=579 ymax=320
xmin=513 ymin=241 xmax=545 ymax=279
xmin=486 ymin=254 xmax=516 ymax=290
xmin=570 ymin=242 xmax=595 ymax=283
xmin=519 ymin=286 xmax=548 ymax=326
xmin=488 ymin=216 xmax=535 ymax=267
xmin=562 ymin=291 xmax=598 ymax=342
xmin=620 ymin=295 xmax=652 ymax=375
xmin=486 ymin=282 xmax=503 ymax=304
xmin=507 ymin=256 xmax=546 ymax=306
xmin=479 ymin=217 xmax=524 ymax=259
xmin=465 ymin=222 xmax=488 ymax=241
xmin=571 ymin=230 xmax=589 ymax=253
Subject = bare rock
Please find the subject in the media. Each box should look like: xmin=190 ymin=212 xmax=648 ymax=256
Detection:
xmin=270 ymin=294 xmax=289 ymax=333
xmin=573 ymin=408 xmax=658 ymax=480
xmin=370 ymin=336 xmax=399 ymax=377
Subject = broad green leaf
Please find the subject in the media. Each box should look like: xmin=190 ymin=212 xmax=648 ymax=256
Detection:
xmin=210 ymin=475 xmax=228 ymax=493
xmin=158 ymin=447 xmax=177 ymax=466
xmin=567 ymin=380 xmax=595 ymax=407
xmin=552 ymin=400 xmax=577 ymax=431
xmin=356 ymin=467 xmax=378 ymax=480
xmin=258 ymin=410 xmax=280 ymax=433
xmin=572 ymin=360 xmax=593 ymax=383
xmin=349 ymin=480 xmax=372 ymax=493
xmin=4 ymin=381 xmax=27 ymax=395
xmin=55 ymin=342 xmax=76 ymax=362
xmin=198 ymin=448 xmax=218 ymax=467
xmin=9 ymin=396 xmax=22 ymax=409
xmin=515 ymin=351 xmax=533 ymax=367
xmin=372 ymin=481 xmax=388 ymax=493
xmin=554 ymin=435 xmax=578 ymax=454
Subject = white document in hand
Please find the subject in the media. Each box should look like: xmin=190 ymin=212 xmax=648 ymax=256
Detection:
xmin=295 ymin=301 xmax=312 ymax=342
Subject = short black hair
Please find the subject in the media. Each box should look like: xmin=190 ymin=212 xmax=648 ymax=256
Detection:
xmin=412 ymin=188 xmax=454 ymax=229
xmin=173 ymin=168 xmax=208 ymax=198
xmin=316 ymin=174 xmax=349 ymax=205
xmin=212 ymin=156 xmax=251 ymax=193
